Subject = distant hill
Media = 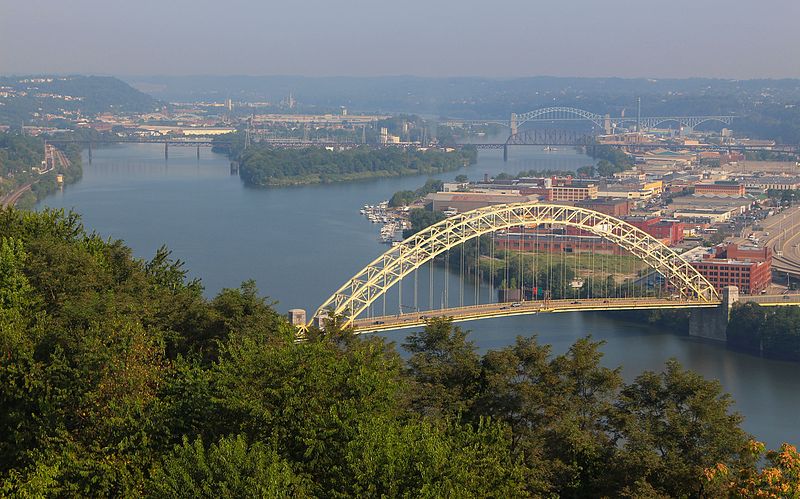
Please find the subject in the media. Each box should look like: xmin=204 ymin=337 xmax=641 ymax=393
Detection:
xmin=127 ymin=75 xmax=800 ymax=117
xmin=0 ymin=75 xmax=161 ymax=125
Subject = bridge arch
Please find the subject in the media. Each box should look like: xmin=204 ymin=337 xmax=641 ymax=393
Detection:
xmin=312 ymin=203 xmax=718 ymax=328
xmin=688 ymin=117 xmax=733 ymax=128
xmin=515 ymin=107 xmax=606 ymax=129
xmin=649 ymin=118 xmax=684 ymax=129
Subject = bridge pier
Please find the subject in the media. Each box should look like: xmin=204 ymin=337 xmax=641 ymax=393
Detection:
xmin=88 ymin=142 xmax=92 ymax=164
xmin=689 ymin=286 xmax=738 ymax=342
xmin=197 ymin=145 xmax=200 ymax=160
xmin=164 ymin=142 xmax=169 ymax=161
xmin=503 ymin=143 xmax=508 ymax=162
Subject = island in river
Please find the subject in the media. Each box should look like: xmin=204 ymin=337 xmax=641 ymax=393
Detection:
xmin=233 ymin=144 xmax=477 ymax=187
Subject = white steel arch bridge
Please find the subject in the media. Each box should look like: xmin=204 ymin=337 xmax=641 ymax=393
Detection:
xmin=445 ymin=107 xmax=735 ymax=134
xmin=309 ymin=203 xmax=721 ymax=333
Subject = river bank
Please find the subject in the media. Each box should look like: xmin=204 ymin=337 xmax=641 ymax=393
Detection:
xmin=35 ymin=143 xmax=800 ymax=449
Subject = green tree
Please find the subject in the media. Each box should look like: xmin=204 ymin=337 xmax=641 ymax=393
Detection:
xmin=727 ymin=302 xmax=766 ymax=352
xmin=612 ymin=359 xmax=753 ymax=497
xmin=403 ymin=318 xmax=482 ymax=417
xmin=210 ymin=328 xmax=406 ymax=494
xmin=345 ymin=417 xmax=529 ymax=498
xmin=761 ymin=306 xmax=800 ymax=361
xmin=404 ymin=208 xmax=447 ymax=237
xmin=148 ymin=435 xmax=309 ymax=498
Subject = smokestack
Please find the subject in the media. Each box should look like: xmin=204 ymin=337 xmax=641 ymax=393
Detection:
xmin=637 ymin=97 xmax=641 ymax=132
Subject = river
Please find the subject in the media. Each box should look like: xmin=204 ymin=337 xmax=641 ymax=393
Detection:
xmin=37 ymin=143 xmax=799 ymax=449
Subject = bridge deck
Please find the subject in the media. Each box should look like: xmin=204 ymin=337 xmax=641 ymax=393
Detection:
xmin=351 ymin=297 xmax=719 ymax=334
xmin=350 ymin=294 xmax=800 ymax=334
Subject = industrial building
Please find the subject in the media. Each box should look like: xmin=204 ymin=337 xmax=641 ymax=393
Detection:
xmin=694 ymin=181 xmax=746 ymax=197
xmin=624 ymin=217 xmax=684 ymax=246
xmin=688 ymin=243 xmax=772 ymax=295
xmin=575 ymin=198 xmax=631 ymax=217
xmin=426 ymin=191 xmax=538 ymax=213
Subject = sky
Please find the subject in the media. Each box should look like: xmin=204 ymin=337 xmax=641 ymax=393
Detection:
xmin=2 ymin=0 xmax=799 ymax=79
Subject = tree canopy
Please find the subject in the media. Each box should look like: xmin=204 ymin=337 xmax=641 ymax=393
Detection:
xmin=0 ymin=207 xmax=786 ymax=497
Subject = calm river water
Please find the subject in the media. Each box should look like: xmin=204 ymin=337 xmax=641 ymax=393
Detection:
xmin=38 ymin=143 xmax=799 ymax=449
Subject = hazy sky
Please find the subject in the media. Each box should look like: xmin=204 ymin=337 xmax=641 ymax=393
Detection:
xmin=2 ymin=0 xmax=799 ymax=78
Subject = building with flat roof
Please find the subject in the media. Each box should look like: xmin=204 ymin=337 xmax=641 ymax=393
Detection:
xmin=687 ymin=243 xmax=772 ymax=295
xmin=668 ymin=195 xmax=754 ymax=220
xmin=740 ymin=176 xmax=800 ymax=192
xmin=596 ymin=180 xmax=662 ymax=200
xmin=575 ymin=198 xmax=631 ymax=217
xmin=515 ymin=177 xmax=599 ymax=202
xmin=694 ymin=181 xmax=746 ymax=197
xmin=624 ymin=217 xmax=684 ymax=246
xmin=426 ymin=191 xmax=538 ymax=213
xmin=494 ymin=231 xmax=625 ymax=256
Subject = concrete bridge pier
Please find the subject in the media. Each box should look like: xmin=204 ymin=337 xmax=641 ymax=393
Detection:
xmin=503 ymin=144 xmax=508 ymax=162
xmin=689 ymin=286 xmax=738 ymax=341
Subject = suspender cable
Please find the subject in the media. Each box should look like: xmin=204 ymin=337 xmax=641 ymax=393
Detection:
xmin=429 ymin=260 xmax=434 ymax=310
xmin=459 ymin=242 xmax=464 ymax=307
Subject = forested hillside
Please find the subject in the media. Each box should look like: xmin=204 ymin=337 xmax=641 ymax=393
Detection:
xmin=0 ymin=208 xmax=795 ymax=496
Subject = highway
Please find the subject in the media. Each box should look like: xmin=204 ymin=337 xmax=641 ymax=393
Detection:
xmin=757 ymin=205 xmax=800 ymax=278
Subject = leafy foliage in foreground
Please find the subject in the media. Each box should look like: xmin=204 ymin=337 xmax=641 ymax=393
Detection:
xmin=0 ymin=208 xmax=784 ymax=497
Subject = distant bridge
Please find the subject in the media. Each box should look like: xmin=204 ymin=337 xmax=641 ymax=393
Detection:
xmin=45 ymin=136 xmax=367 ymax=162
xmin=442 ymin=107 xmax=737 ymax=133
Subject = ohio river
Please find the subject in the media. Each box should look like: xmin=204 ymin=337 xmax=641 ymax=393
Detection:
xmin=38 ymin=143 xmax=800 ymax=449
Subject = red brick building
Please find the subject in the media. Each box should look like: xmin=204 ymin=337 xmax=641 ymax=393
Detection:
xmin=694 ymin=181 xmax=746 ymax=197
xmin=576 ymin=198 xmax=631 ymax=217
xmin=624 ymin=217 xmax=685 ymax=246
xmin=689 ymin=243 xmax=772 ymax=295
xmin=494 ymin=231 xmax=625 ymax=256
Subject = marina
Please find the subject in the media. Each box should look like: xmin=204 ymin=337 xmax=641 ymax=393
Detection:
xmin=360 ymin=200 xmax=412 ymax=243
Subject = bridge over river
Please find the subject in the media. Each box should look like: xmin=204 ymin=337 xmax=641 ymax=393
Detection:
xmin=299 ymin=202 xmax=800 ymax=340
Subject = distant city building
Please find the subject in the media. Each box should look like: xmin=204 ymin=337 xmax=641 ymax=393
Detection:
xmin=576 ymin=198 xmax=631 ymax=217
xmin=741 ymin=176 xmax=800 ymax=191
xmin=494 ymin=229 xmax=626 ymax=256
xmin=694 ymin=181 xmax=746 ymax=197
xmin=426 ymin=191 xmax=538 ymax=213
xmin=517 ymin=178 xmax=599 ymax=202
xmin=624 ymin=216 xmax=684 ymax=246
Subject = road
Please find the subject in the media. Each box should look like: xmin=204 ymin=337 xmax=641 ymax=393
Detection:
xmin=347 ymin=293 xmax=800 ymax=333
xmin=757 ymin=206 xmax=800 ymax=277
xmin=351 ymin=297 xmax=719 ymax=333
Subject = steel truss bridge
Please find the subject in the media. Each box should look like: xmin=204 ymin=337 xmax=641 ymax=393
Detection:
xmin=46 ymin=138 xmax=231 ymax=147
xmin=308 ymin=202 xmax=800 ymax=335
xmin=310 ymin=203 xmax=721 ymax=332
xmin=443 ymin=106 xmax=736 ymax=132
